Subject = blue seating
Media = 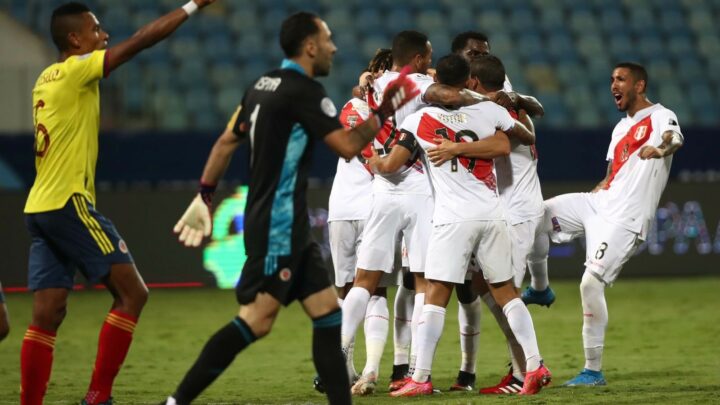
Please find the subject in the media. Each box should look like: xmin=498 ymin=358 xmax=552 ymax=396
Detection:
xmin=3 ymin=0 xmax=717 ymax=128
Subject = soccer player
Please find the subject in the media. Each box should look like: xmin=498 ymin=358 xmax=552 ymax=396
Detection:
xmin=0 ymin=282 xmax=9 ymax=342
xmin=542 ymin=62 xmax=683 ymax=386
xmin=443 ymin=32 xmax=552 ymax=392
xmin=164 ymin=12 xmax=419 ymax=404
xmin=385 ymin=54 xmax=551 ymax=397
xmin=339 ymin=30 xmax=482 ymax=394
xmin=327 ymin=49 xmax=394 ymax=389
xmin=431 ymin=55 xmax=548 ymax=394
xmin=22 ymin=2 xmax=216 ymax=404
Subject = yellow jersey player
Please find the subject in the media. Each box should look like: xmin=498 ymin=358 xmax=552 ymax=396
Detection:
xmin=20 ymin=2 xmax=216 ymax=404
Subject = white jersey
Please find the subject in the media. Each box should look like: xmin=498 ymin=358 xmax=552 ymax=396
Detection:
xmin=327 ymin=98 xmax=374 ymax=221
xmin=399 ymin=103 xmax=516 ymax=225
xmin=596 ymin=103 xmax=681 ymax=239
xmin=495 ymin=110 xmax=544 ymax=225
xmin=369 ymin=71 xmax=435 ymax=195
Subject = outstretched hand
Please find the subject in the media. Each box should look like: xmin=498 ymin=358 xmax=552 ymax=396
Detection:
xmin=173 ymin=194 xmax=212 ymax=247
xmin=427 ymin=137 xmax=457 ymax=166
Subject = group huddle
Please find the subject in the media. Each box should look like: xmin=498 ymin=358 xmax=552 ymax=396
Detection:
xmin=16 ymin=2 xmax=682 ymax=403
xmin=323 ymin=29 xmax=683 ymax=398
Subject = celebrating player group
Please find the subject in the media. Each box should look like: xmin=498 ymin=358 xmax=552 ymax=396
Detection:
xmin=16 ymin=1 xmax=683 ymax=404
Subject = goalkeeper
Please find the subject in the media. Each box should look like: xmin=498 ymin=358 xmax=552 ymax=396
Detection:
xmin=162 ymin=11 xmax=423 ymax=405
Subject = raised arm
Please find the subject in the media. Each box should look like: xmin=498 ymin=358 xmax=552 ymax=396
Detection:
xmin=105 ymin=0 xmax=215 ymax=73
xmin=427 ymin=130 xmax=510 ymax=166
xmin=639 ymin=130 xmax=684 ymax=160
xmin=591 ymin=161 xmax=613 ymax=192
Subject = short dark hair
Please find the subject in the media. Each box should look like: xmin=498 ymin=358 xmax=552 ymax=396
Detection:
xmin=615 ymin=62 xmax=648 ymax=91
xmin=470 ymin=55 xmax=506 ymax=92
xmin=392 ymin=30 xmax=429 ymax=66
xmin=279 ymin=11 xmax=320 ymax=58
xmin=51 ymin=2 xmax=90 ymax=51
xmin=367 ymin=48 xmax=393 ymax=73
xmin=436 ymin=54 xmax=469 ymax=87
xmin=451 ymin=31 xmax=489 ymax=53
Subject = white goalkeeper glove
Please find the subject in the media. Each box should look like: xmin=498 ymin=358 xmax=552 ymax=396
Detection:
xmin=173 ymin=194 xmax=212 ymax=247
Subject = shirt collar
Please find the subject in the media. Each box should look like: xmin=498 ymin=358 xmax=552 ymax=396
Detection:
xmin=281 ymin=59 xmax=307 ymax=76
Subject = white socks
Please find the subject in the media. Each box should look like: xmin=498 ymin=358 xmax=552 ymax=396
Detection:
xmin=502 ymin=298 xmax=542 ymax=372
xmin=393 ymin=285 xmax=414 ymax=365
xmin=362 ymin=296 xmax=389 ymax=377
xmin=482 ymin=292 xmax=526 ymax=380
xmin=528 ymin=234 xmax=550 ymax=291
xmin=458 ymin=296 xmax=482 ymax=374
xmin=580 ymin=271 xmax=607 ymax=371
xmin=341 ymin=287 xmax=371 ymax=357
xmin=412 ymin=304 xmax=446 ymax=383
xmin=408 ymin=292 xmax=425 ymax=374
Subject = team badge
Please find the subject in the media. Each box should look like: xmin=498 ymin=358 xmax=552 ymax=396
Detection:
xmin=118 ymin=239 xmax=129 ymax=254
xmin=321 ymin=97 xmax=337 ymax=117
xmin=279 ymin=268 xmax=292 ymax=282
xmin=633 ymin=126 xmax=647 ymax=140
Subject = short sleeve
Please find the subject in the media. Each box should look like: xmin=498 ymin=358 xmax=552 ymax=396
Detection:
xmin=294 ymin=82 xmax=343 ymax=138
xmin=493 ymin=104 xmax=515 ymax=132
xmin=67 ymin=50 xmax=107 ymax=85
xmin=654 ymin=109 xmax=683 ymax=143
xmin=339 ymin=100 xmax=366 ymax=130
xmin=503 ymin=75 xmax=513 ymax=92
xmin=226 ymin=105 xmax=243 ymax=133
xmin=412 ymin=74 xmax=436 ymax=98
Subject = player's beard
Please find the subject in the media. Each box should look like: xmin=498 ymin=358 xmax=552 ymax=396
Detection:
xmin=314 ymin=58 xmax=332 ymax=77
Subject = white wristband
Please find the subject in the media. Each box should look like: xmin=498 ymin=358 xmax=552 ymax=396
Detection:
xmin=182 ymin=0 xmax=198 ymax=16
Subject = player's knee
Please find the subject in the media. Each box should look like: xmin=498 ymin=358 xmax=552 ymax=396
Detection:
xmin=33 ymin=305 xmax=66 ymax=331
xmin=247 ymin=318 xmax=273 ymax=338
xmin=580 ymin=271 xmax=604 ymax=299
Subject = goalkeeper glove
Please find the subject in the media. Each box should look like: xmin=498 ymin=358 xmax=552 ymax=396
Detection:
xmin=174 ymin=193 xmax=212 ymax=247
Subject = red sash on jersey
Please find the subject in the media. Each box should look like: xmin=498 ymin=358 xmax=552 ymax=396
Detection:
xmin=604 ymin=115 xmax=653 ymax=190
xmin=340 ymin=101 xmax=375 ymax=175
xmin=417 ymin=114 xmax=496 ymax=190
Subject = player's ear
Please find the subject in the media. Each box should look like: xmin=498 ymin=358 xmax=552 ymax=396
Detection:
xmin=305 ymin=37 xmax=317 ymax=58
xmin=67 ymin=31 xmax=82 ymax=49
xmin=635 ymin=79 xmax=647 ymax=94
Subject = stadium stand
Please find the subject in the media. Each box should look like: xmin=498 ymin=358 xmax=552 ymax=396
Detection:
xmin=0 ymin=0 xmax=718 ymax=131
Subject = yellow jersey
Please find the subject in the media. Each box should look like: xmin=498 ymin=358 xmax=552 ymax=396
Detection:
xmin=25 ymin=50 xmax=107 ymax=213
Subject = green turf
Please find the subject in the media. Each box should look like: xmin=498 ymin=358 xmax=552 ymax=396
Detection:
xmin=1 ymin=278 xmax=719 ymax=404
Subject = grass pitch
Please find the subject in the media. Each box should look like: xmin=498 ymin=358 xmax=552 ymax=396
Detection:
xmin=1 ymin=278 xmax=719 ymax=404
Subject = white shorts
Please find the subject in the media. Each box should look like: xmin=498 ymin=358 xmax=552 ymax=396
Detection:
xmin=426 ymin=220 xmax=512 ymax=284
xmin=329 ymin=220 xmax=365 ymax=287
xmin=509 ymin=216 xmax=545 ymax=288
xmin=545 ymin=193 xmax=640 ymax=284
xmin=356 ymin=193 xmax=433 ymax=274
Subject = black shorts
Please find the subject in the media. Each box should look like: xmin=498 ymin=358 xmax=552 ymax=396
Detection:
xmin=236 ymin=242 xmax=332 ymax=306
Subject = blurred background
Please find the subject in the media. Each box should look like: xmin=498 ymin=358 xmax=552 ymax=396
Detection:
xmin=0 ymin=0 xmax=718 ymax=289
